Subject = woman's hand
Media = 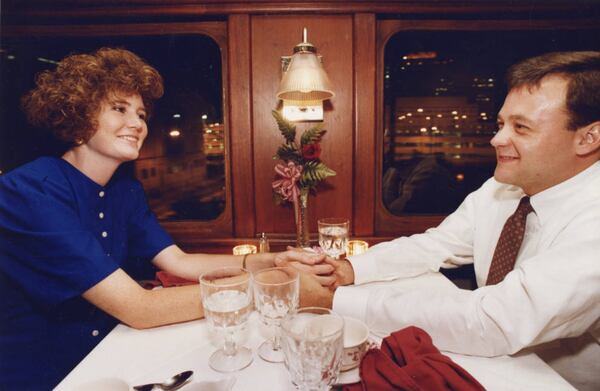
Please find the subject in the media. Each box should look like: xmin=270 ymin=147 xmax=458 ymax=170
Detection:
xmin=273 ymin=248 xmax=336 ymax=287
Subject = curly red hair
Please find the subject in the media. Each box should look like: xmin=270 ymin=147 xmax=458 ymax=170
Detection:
xmin=21 ymin=47 xmax=164 ymax=144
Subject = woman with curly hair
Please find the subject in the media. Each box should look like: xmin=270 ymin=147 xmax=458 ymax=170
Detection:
xmin=0 ymin=47 xmax=328 ymax=389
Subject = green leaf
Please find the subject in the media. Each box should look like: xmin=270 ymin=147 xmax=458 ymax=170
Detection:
xmin=299 ymin=161 xmax=336 ymax=188
xmin=300 ymin=123 xmax=326 ymax=146
xmin=274 ymin=144 xmax=302 ymax=163
xmin=272 ymin=110 xmax=296 ymax=144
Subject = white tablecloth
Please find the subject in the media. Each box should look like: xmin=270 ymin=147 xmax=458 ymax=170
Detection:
xmin=57 ymin=273 xmax=575 ymax=391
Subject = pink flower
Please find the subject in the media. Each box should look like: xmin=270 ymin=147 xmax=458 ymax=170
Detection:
xmin=272 ymin=161 xmax=303 ymax=202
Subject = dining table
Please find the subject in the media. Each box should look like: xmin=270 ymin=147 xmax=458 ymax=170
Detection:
xmin=56 ymin=272 xmax=575 ymax=391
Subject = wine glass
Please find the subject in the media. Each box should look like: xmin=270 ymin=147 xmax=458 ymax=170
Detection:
xmin=318 ymin=218 xmax=350 ymax=259
xmin=281 ymin=307 xmax=345 ymax=391
xmin=253 ymin=267 xmax=299 ymax=363
xmin=199 ymin=267 xmax=253 ymax=372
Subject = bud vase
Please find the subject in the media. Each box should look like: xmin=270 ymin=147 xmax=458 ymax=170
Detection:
xmin=295 ymin=188 xmax=310 ymax=248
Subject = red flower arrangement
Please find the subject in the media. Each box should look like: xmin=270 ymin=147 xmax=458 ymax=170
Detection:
xmin=271 ymin=110 xmax=336 ymax=237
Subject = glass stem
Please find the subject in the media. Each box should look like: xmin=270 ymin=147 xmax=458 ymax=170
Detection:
xmin=223 ymin=331 xmax=237 ymax=356
xmin=272 ymin=332 xmax=282 ymax=351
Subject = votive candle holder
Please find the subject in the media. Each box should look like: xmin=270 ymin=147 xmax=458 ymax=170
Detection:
xmin=346 ymin=240 xmax=369 ymax=256
xmin=233 ymin=244 xmax=258 ymax=255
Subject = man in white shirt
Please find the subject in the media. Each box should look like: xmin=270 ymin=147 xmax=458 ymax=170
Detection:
xmin=291 ymin=51 xmax=600 ymax=389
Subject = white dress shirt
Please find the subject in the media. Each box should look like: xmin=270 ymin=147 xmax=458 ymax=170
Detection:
xmin=334 ymin=162 xmax=600 ymax=360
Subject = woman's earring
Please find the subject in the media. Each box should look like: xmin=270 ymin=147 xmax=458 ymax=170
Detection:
xmin=75 ymin=138 xmax=84 ymax=146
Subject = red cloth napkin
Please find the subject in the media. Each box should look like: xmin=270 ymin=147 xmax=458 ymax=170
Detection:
xmin=343 ymin=326 xmax=485 ymax=391
xmin=155 ymin=271 xmax=197 ymax=287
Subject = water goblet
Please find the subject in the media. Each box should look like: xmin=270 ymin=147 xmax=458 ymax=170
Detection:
xmin=199 ymin=267 xmax=253 ymax=372
xmin=281 ymin=307 xmax=345 ymax=391
xmin=318 ymin=218 xmax=350 ymax=259
xmin=253 ymin=267 xmax=300 ymax=363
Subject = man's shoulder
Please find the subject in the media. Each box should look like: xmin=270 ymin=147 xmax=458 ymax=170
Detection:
xmin=473 ymin=177 xmax=522 ymax=200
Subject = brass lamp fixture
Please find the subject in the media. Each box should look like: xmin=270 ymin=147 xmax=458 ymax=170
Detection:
xmin=277 ymin=28 xmax=334 ymax=121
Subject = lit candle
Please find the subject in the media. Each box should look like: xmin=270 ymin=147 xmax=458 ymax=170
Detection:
xmin=346 ymin=240 xmax=369 ymax=256
xmin=232 ymin=244 xmax=257 ymax=255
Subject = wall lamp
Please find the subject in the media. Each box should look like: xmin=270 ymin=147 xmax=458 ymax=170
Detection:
xmin=276 ymin=28 xmax=334 ymax=121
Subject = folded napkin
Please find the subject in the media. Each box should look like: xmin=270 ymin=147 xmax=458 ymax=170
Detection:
xmin=155 ymin=271 xmax=197 ymax=287
xmin=343 ymin=326 xmax=485 ymax=391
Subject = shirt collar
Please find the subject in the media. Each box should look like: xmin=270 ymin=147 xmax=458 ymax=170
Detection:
xmin=56 ymin=157 xmax=108 ymax=201
xmin=530 ymin=161 xmax=600 ymax=225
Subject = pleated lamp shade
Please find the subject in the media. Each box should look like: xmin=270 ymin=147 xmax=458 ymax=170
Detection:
xmin=276 ymin=30 xmax=334 ymax=102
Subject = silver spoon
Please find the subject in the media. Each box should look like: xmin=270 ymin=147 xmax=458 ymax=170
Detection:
xmin=133 ymin=370 xmax=193 ymax=391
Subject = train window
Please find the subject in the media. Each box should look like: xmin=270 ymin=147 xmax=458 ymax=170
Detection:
xmin=382 ymin=29 xmax=599 ymax=216
xmin=1 ymin=33 xmax=226 ymax=221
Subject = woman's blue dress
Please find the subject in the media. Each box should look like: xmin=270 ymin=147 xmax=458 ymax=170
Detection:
xmin=0 ymin=157 xmax=174 ymax=389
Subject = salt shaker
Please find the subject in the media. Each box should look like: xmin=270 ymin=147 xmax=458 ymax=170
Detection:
xmin=258 ymin=232 xmax=270 ymax=253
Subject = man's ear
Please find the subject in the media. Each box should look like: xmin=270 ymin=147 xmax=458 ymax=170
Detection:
xmin=575 ymin=122 xmax=600 ymax=156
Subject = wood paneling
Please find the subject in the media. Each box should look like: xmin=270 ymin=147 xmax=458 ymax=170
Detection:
xmin=5 ymin=1 xmax=596 ymax=21
xmin=251 ymin=15 xmax=354 ymax=239
xmin=0 ymin=22 xmax=228 ymax=37
xmin=228 ymin=14 xmax=256 ymax=238
xmin=4 ymin=1 xmax=599 ymax=251
xmin=353 ymin=13 xmax=376 ymax=236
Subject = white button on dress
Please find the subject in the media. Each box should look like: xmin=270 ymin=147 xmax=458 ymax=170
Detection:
xmin=99 ymin=212 xmax=104 ymax=219
xmin=101 ymin=231 xmax=108 ymax=238
xmin=91 ymin=330 xmax=99 ymax=337
xmin=99 ymin=191 xmax=105 ymax=197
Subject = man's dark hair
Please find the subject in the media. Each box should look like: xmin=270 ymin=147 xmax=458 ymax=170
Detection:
xmin=506 ymin=51 xmax=600 ymax=130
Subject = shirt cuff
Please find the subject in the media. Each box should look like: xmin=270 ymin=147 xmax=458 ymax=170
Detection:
xmin=332 ymin=285 xmax=369 ymax=322
xmin=347 ymin=252 xmax=380 ymax=285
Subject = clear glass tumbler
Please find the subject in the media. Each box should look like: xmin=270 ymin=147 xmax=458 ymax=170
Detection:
xmin=200 ymin=267 xmax=253 ymax=372
xmin=253 ymin=267 xmax=300 ymax=362
xmin=281 ymin=307 xmax=345 ymax=391
xmin=317 ymin=218 xmax=350 ymax=259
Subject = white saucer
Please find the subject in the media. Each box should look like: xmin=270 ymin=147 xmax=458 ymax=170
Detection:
xmin=334 ymin=366 xmax=360 ymax=385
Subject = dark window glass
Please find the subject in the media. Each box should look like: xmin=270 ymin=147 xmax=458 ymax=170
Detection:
xmin=382 ymin=30 xmax=599 ymax=216
xmin=1 ymin=34 xmax=225 ymax=221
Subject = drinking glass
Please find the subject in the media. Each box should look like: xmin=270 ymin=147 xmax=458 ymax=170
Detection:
xmin=318 ymin=218 xmax=350 ymax=259
xmin=253 ymin=267 xmax=299 ymax=363
xmin=200 ymin=267 xmax=253 ymax=372
xmin=281 ymin=307 xmax=345 ymax=391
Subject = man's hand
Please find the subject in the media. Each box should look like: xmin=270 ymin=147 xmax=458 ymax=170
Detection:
xmin=274 ymin=248 xmax=336 ymax=287
xmin=298 ymin=271 xmax=334 ymax=309
xmin=324 ymin=257 xmax=355 ymax=288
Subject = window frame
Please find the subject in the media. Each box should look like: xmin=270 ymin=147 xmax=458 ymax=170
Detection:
xmin=375 ymin=18 xmax=600 ymax=236
xmin=1 ymin=21 xmax=234 ymax=238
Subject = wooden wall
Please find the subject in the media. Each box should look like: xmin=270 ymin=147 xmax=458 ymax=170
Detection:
xmin=226 ymin=12 xmax=378 ymax=250
xmin=251 ymin=15 xmax=354 ymax=235
xmin=2 ymin=0 xmax=598 ymax=252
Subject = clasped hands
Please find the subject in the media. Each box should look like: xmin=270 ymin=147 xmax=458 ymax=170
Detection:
xmin=272 ymin=247 xmax=355 ymax=309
